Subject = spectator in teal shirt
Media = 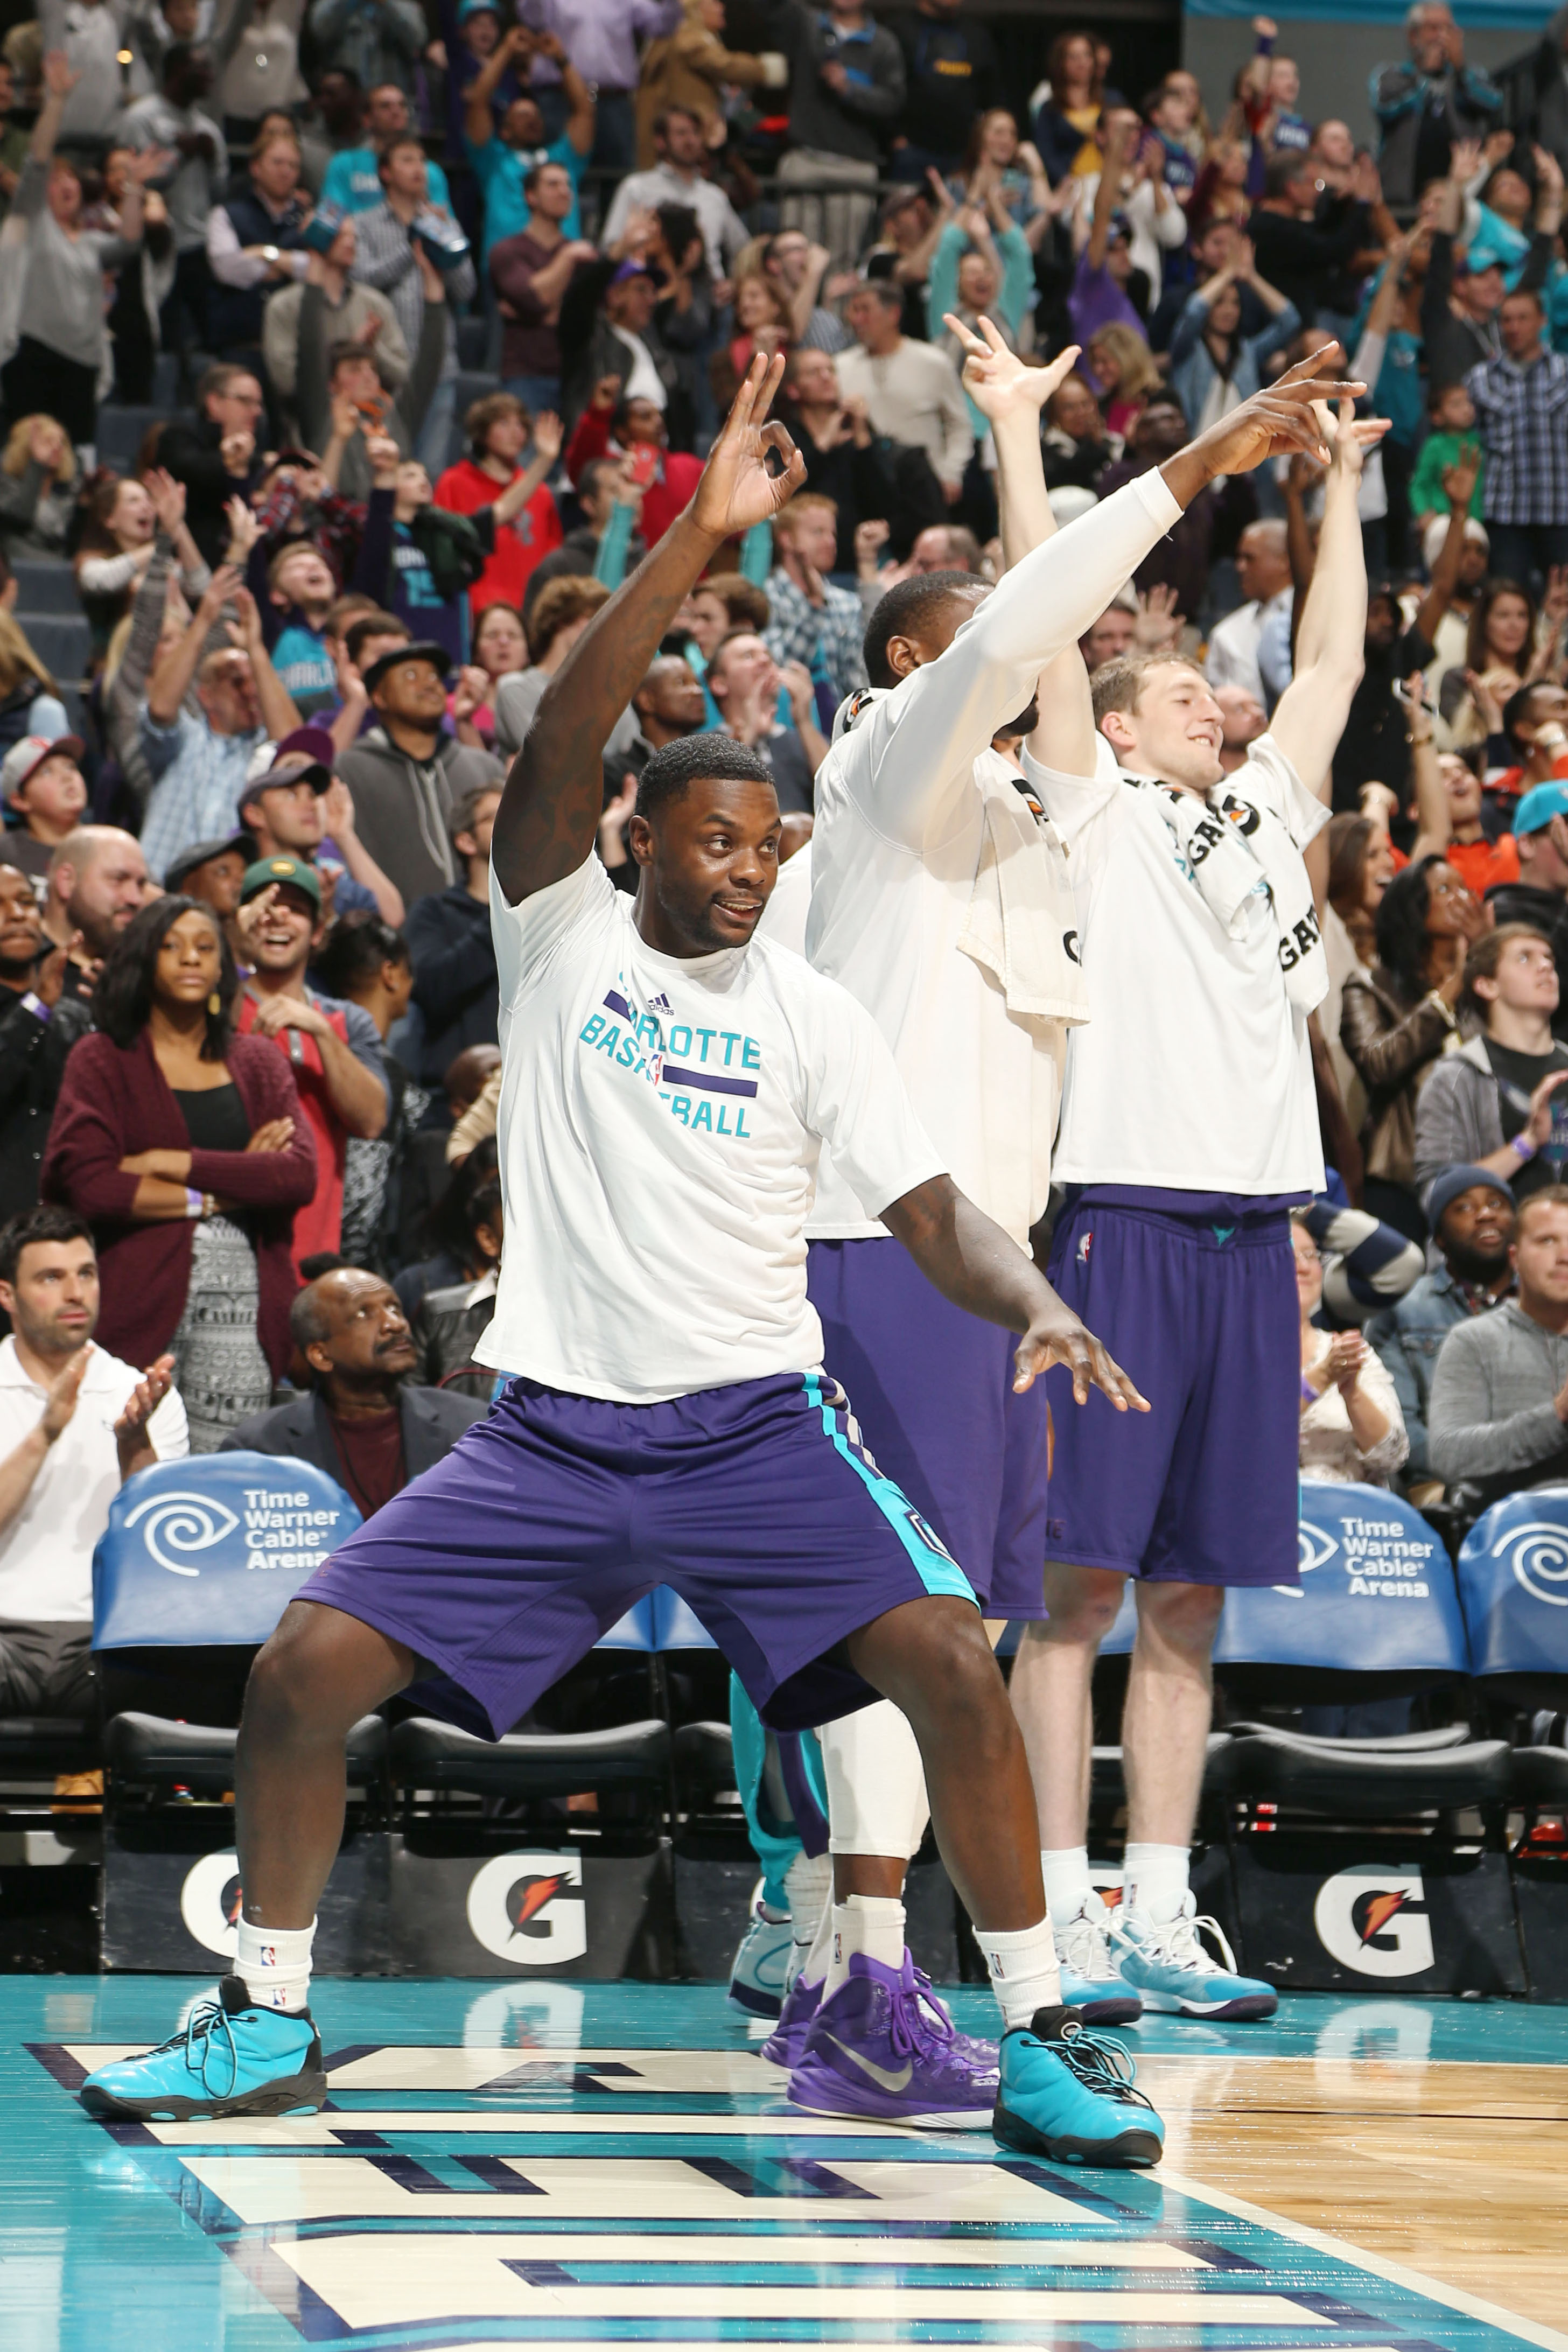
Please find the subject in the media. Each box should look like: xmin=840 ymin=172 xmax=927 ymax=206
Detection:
xmin=464 ymin=24 xmax=594 ymax=261
xmin=927 ymin=196 xmax=1033 ymax=438
xmin=321 ymin=82 xmax=454 ymax=215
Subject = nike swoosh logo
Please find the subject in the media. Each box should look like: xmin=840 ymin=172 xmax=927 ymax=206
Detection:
xmin=824 ymin=2035 xmax=913 ymax=2093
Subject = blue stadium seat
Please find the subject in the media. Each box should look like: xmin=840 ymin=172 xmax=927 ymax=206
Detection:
xmin=1457 ymin=1487 xmax=1568 ymax=1703
xmin=18 ymin=617 xmax=90 ymax=685
xmin=10 ymin=558 xmax=81 ymax=615
xmin=595 ymin=1596 xmax=656 ymax=1651
xmin=1215 ymin=1480 xmax=1466 ymax=1698
xmin=95 ymin=405 xmax=175 ymax=471
xmin=93 ymin=1452 xmax=361 ymax=1651
xmin=653 ymin=1587 xmax=718 ymax=1650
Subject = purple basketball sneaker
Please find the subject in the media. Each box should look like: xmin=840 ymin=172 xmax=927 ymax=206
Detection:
xmin=787 ymin=1952 xmax=998 ymax=2128
xmin=761 ymin=1972 xmax=822 ymax=2069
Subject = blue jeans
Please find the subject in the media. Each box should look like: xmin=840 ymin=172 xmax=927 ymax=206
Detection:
xmin=501 ymin=373 xmax=563 ymax=426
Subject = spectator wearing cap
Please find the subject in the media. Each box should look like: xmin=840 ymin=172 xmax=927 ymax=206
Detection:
xmin=139 ymin=569 xmax=303 ymax=887
xmin=163 ymin=833 xmax=251 ymax=962
xmin=0 ymin=734 xmax=88 ymax=884
xmin=333 ymin=639 xmax=505 ymax=919
xmin=233 ymin=855 xmax=389 ymax=1272
xmin=223 ymin=1265 xmax=484 ymax=1507
xmin=1416 ymin=925 xmax=1568 ymax=1206
xmin=239 ymin=731 xmax=405 ymax=926
xmin=0 ymin=1205 xmax=187 ymax=1723
xmin=42 ymin=829 xmax=151 ymax=1002
xmin=0 ymin=864 xmax=93 ymax=1222
xmin=1487 ymin=781 xmax=1568 ymax=1039
xmin=42 ymin=894 xmax=317 ymax=1451
xmin=836 ymin=279 xmax=972 ymax=512
xmin=1368 ymin=1167 xmax=1516 ymax=1488
xmin=403 ymin=783 xmax=502 ymax=1093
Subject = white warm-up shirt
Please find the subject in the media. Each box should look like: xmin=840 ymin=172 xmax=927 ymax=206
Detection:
xmin=477 ymin=857 xmax=946 ymax=1402
xmin=806 ymin=469 xmax=1184 ymax=1251
xmin=1031 ymin=731 xmax=1328 ymax=1194
xmin=0 ymin=1340 xmax=189 ymax=1623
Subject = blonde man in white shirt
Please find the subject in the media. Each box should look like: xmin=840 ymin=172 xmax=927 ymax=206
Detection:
xmin=1005 ymin=345 xmax=1384 ymax=2023
xmin=82 ymin=359 xmax=1171 ymax=2173
xmin=0 ymin=1206 xmax=186 ymax=1719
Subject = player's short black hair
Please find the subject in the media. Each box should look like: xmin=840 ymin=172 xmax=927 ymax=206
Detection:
xmin=863 ymin=570 xmax=980 ymax=689
xmin=634 ymin=732 xmax=774 ymax=823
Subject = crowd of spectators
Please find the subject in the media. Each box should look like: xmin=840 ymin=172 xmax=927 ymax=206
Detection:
xmin=9 ymin=0 xmax=1568 ymax=1731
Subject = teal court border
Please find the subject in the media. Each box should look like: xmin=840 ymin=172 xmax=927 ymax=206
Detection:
xmin=6 ymin=1978 xmax=1568 ymax=2352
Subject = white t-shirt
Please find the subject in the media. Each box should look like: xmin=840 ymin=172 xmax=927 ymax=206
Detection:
xmin=477 ymin=857 xmax=946 ymax=1403
xmin=0 ymin=1340 xmax=190 ymax=1623
xmin=754 ymin=841 xmax=873 ymax=1232
xmin=805 ymin=470 xmax=1185 ymax=1251
xmin=1032 ymin=731 xmax=1328 ymax=1195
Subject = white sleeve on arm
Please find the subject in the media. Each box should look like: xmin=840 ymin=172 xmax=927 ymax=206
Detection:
xmin=796 ymin=975 xmax=946 ymax=1217
xmin=845 ymin=470 xmax=1182 ymax=850
xmin=207 ymin=206 xmax=267 ymax=286
xmin=488 ymin=852 xmax=616 ymax=1009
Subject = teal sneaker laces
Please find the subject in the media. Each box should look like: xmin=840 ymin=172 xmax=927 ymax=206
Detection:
xmin=1049 ymin=2017 xmax=1159 ymax=2115
xmin=137 ymin=1998 xmax=243 ymax=2099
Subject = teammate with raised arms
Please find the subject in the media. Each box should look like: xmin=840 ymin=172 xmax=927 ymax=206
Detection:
xmin=80 ymin=357 xmax=1170 ymax=2164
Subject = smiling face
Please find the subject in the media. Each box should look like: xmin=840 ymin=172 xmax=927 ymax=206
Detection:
xmin=1441 ymin=752 xmax=1482 ymax=827
xmin=957 ymin=250 xmax=999 ymax=311
xmin=272 ymin=544 xmax=337 ymax=619
xmin=979 ymin=108 xmax=1018 ymax=166
xmin=1100 ymin=659 xmax=1227 ymax=794
xmin=151 ymin=905 xmax=224 ymax=1018
xmin=1439 ymin=1182 xmax=1515 ymax=1273
xmin=503 ymin=95 xmax=546 ymax=148
xmin=708 ymin=632 xmax=779 ymax=713
xmin=1423 ymin=861 xmax=1481 ymax=942
xmin=1291 ymin=1221 xmax=1323 ymax=1318
xmin=629 ymin=775 xmax=782 ymax=952
xmin=1486 ymin=590 xmax=1532 ymax=663
xmin=248 ymin=881 xmax=318 ymax=975
xmin=1050 ymin=374 xmax=1102 ymax=440
xmin=1487 ymin=168 xmax=1531 ymax=226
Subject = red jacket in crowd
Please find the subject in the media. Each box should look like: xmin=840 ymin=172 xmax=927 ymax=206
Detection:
xmin=564 ymin=405 xmax=703 ymax=554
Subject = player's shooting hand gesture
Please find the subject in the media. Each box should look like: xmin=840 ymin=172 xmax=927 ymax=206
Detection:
xmin=1168 ymin=344 xmax=1367 ymax=500
xmin=1013 ymin=1300 xmax=1151 ymax=1411
xmin=691 ymin=353 xmax=807 ymax=541
xmin=943 ymin=313 xmax=1081 ymax=425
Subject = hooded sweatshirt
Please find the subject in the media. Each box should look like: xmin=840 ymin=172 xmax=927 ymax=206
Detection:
xmin=333 ymin=726 xmax=503 ymax=907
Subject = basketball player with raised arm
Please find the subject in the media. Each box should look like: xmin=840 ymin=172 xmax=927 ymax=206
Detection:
xmin=999 ymin=351 xmax=1386 ymax=2020
xmin=79 ymin=358 xmax=1171 ymax=2164
xmin=754 ymin=334 xmax=1373 ymax=2119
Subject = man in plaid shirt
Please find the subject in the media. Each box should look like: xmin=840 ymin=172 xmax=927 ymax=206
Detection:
xmin=1466 ymin=288 xmax=1568 ymax=586
xmin=763 ymin=493 xmax=869 ymax=726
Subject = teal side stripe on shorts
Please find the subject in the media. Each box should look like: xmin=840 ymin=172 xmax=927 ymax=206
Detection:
xmin=801 ymin=1373 xmax=977 ymax=1605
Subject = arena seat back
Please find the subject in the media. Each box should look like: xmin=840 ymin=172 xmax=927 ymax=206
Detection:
xmin=1457 ymin=1485 xmax=1568 ymax=1699
xmin=92 ymin=1453 xmax=361 ymax=1651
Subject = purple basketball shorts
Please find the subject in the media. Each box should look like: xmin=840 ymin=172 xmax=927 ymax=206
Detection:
xmin=1041 ymin=1194 xmax=1301 ymax=1590
xmin=807 ymin=1235 xmax=1049 ymax=1618
xmin=300 ymin=1370 xmax=977 ymax=1740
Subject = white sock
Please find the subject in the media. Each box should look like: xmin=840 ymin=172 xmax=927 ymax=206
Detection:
xmin=783 ymin=1850 xmax=832 ymax=1986
xmin=824 ymin=1892 xmax=904 ymax=1999
xmin=234 ymin=1917 xmax=315 ymax=2014
xmin=974 ymin=1917 xmax=1062 ymax=2031
xmin=1039 ymin=1846 xmax=1093 ymax=1929
xmin=801 ymin=1885 xmax=835 ymax=1987
xmin=1122 ymin=1842 xmax=1191 ymax=1927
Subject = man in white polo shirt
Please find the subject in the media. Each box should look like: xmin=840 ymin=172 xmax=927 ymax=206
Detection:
xmin=0 ymin=1207 xmax=187 ymax=1718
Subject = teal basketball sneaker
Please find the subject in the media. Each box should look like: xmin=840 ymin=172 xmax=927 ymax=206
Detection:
xmin=727 ymin=1892 xmax=793 ymax=2019
xmin=79 ymin=1978 xmax=327 ymax=2121
xmin=1110 ymin=1893 xmax=1278 ymax=2020
xmin=1054 ymin=1892 xmax=1143 ymax=2025
xmin=993 ymin=2005 xmax=1164 ymax=2167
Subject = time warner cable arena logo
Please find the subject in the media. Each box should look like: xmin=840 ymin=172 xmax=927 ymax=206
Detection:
xmin=1284 ymin=1513 xmax=1433 ymax=1597
xmin=125 ymin=1485 xmax=344 ymax=1577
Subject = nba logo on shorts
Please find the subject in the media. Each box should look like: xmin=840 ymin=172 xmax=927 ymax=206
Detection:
xmin=1077 ymin=1230 xmax=1093 ymax=1265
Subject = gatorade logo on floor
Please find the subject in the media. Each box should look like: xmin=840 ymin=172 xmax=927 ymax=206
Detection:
xmin=466 ymin=1851 xmax=587 ymax=1965
xmin=179 ymin=1850 xmax=246 ymax=1958
xmin=1313 ymin=1865 xmax=1433 ymax=1977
